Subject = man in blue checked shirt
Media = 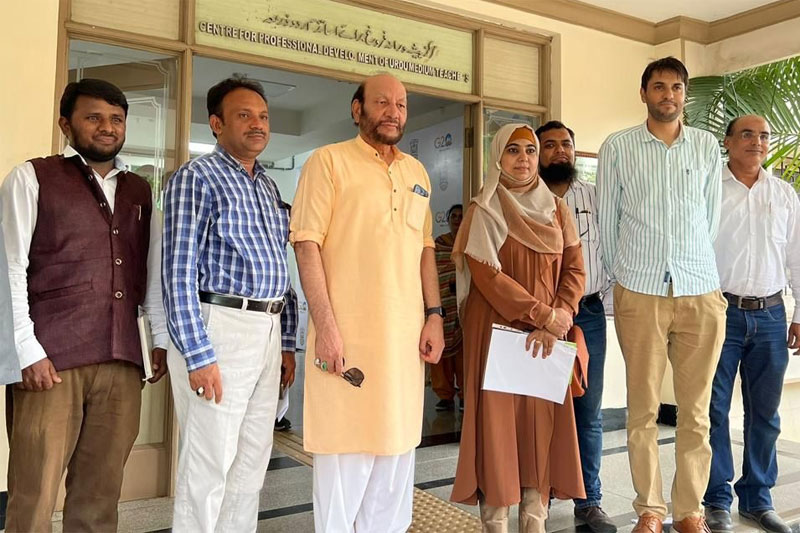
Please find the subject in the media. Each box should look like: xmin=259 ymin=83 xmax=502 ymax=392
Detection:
xmin=162 ymin=76 xmax=298 ymax=533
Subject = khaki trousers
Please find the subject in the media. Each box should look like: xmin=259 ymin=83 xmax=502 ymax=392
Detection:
xmin=613 ymin=285 xmax=727 ymax=521
xmin=479 ymin=488 xmax=547 ymax=533
xmin=6 ymin=361 xmax=142 ymax=533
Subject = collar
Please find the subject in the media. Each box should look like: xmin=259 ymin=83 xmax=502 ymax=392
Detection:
xmin=722 ymin=163 xmax=769 ymax=185
xmin=354 ymin=134 xmax=405 ymax=161
xmin=212 ymin=144 xmax=267 ymax=177
xmin=63 ymin=145 xmax=128 ymax=173
xmin=639 ymin=121 xmax=686 ymax=146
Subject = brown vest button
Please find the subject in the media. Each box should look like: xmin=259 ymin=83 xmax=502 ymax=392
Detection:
xmin=115 ymin=258 xmax=123 ymax=265
xmin=112 ymin=228 xmax=119 ymax=235
xmin=114 ymin=291 xmax=123 ymax=299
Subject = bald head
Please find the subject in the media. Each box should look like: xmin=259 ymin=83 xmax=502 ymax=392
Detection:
xmin=724 ymin=114 xmax=770 ymax=169
xmin=351 ymin=74 xmax=407 ymax=147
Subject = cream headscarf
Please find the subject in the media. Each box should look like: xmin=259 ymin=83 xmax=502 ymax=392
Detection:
xmin=453 ymin=123 xmax=576 ymax=310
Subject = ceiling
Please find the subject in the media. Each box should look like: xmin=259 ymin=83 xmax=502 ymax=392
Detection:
xmin=573 ymin=0 xmax=777 ymax=23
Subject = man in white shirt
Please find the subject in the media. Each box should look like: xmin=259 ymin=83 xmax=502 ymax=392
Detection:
xmin=703 ymin=115 xmax=800 ymax=533
xmin=0 ymin=78 xmax=168 ymax=532
xmin=0 ymin=218 xmax=21 ymax=385
xmin=537 ymin=120 xmax=615 ymax=533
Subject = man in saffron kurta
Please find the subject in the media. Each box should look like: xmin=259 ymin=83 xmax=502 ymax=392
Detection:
xmin=291 ymin=74 xmax=444 ymax=533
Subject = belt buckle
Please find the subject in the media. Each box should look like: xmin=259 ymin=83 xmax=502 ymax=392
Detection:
xmin=269 ymin=300 xmax=285 ymax=314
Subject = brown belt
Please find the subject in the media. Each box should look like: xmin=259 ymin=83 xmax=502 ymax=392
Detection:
xmin=723 ymin=291 xmax=783 ymax=311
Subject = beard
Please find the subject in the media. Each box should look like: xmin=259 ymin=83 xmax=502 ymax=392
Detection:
xmin=358 ymin=110 xmax=405 ymax=146
xmin=646 ymin=100 xmax=682 ymax=122
xmin=71 ymin=133 xmax=124 ymax=163
xmin=539 ymin=162 xmax=577 ymax=186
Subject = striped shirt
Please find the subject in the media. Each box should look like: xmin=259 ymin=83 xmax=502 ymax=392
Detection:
xmin=563 ymin=179 xmax=608 ymax=296
xmin=162 ymin=145 xmax=298 ymax=371
xmin=597 ymin=122 xmax=722 ymax=297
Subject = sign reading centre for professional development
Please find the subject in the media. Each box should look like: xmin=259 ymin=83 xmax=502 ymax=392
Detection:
xmin=195 ymin=0 xmax=474 ymax=94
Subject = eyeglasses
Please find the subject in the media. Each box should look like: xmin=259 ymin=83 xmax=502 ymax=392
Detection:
xmin=342 ymin=367 xmax=365 ymax=387
xmin=738 ymin=131 xmax=770 ymax=143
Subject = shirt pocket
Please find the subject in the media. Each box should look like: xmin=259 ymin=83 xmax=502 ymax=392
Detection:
xmin=405 ymin=189 xmax=429 ymax=231
xmin=678 ymin=168 xmax=705 ymax=206
xmin=770 ymin=205 xmax=789 ymax=244
xmin=576 ymin=211 xmax=598 ymax=243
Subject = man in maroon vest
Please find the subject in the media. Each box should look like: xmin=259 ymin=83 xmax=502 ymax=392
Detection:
xmin=0 ymin=79 xmax=168 ymax=532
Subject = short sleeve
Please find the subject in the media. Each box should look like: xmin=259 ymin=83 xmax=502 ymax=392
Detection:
xmin=290 ymin=148 xmax=335 ymax=246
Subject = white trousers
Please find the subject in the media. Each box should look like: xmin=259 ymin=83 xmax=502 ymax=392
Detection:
xmin=168 ymin=303 xmax=282 ymax=533
xmin=313 ymin=450 xmax=415 ymax=533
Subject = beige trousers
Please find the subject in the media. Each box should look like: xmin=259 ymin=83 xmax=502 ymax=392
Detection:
xmin=613 ymin=284 xmax=727 ymax=521
xmin=479 ymin=488 xmax=547 ymax=533
xmin=6 ymin=361 xmax=142 ymax=533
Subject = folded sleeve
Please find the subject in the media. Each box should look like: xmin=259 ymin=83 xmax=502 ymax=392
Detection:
xmin=290 ymin=149 xmax=335 ymax=247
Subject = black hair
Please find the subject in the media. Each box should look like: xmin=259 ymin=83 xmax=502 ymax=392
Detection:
xmin=640 ymin=56 xmax=689 ymax=90
xmin=725 ymin=117 xmax=741 ymax=136
xmin=60 ymin=78 xmax=128 ymax=119
xmin=206 ymin=76 xmax=268 ymax=119
xmin=351 ymin=82 xmax=366 ymax=125
xmin=535 ymin=120 xmax=575 ymax=143
xmin=446 ymin=204 xmax=463 ymax=219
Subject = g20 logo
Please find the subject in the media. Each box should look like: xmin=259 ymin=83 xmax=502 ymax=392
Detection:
xmin=434 ymin=133 xmax=453 ymax=149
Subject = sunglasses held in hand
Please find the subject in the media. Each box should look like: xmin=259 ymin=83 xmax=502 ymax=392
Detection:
xmin=314 ymin=357 xmax=364 ymax=387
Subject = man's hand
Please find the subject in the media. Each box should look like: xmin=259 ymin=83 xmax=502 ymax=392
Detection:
xmin=188 ymin=362 xmax=223 ymax=403
xmin=316 ymin=323 xmax=345 ymax=375
xmin=19 ymin=358 xmax=62 ymax=391
xmin=281 ymin=351 xmax=296 ymax=388
xmin=419 ymin=315 xmax=444 ymax=364
xmin=148 ymin=348 xmax=168 ymax=383
xmin=788 ymin=322 xmax=800 ymax=356
xmin=545 ymin=307 xmax=573 ymax=338
xmin=526 ymin=329 xmax=557 ymax=358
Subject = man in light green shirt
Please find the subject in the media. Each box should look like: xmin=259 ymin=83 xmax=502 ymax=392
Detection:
xmin=597 ymin=57 xmax=727 ymax=533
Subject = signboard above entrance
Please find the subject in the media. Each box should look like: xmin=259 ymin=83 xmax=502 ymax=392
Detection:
xmin=195 ymin=0 xmax=474 ymax=94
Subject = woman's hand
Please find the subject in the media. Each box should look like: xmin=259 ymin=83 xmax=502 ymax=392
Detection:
xmin=525 ymin=329 xmax=558 ymax=358
xmin=545 ymin=307 xmax=572 ymax=338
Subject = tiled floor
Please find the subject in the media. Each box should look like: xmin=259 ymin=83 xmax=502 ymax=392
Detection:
xmin=51 ymin=382 xmax=800 ymax=533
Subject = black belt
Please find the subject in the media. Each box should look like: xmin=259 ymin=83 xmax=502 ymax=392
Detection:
xmin=199 ymin=291 xmax=285 ymax=314
xmin=723 ymin=291 xmax=783 ymax=311
xmin=580 ymin=292 xmax=602 ymax=306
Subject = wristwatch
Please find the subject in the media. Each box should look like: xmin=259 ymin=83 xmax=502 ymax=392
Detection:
xmin=425 ymin=306 xmax=446 ymax=319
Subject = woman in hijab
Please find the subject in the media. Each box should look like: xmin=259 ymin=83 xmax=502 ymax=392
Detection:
xmin=450 ymin=123 xmax=586 ymax=532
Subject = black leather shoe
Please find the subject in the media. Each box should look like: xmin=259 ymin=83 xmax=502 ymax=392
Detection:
xmin=575 ymin=506 xmax=618 ymax=533
xmin=274 ymin=417 xmax=292 ymax=431
xmin=704 ymin=507 xmax=733 ymax=533
xmin=739 ymin=510 xmax=791 ymax=533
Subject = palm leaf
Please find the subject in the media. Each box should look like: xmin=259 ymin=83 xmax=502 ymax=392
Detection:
xmin=686 ymin=57 xmax=800 ymax=188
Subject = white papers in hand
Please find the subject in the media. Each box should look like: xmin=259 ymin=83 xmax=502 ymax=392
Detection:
xmin=137 ymin=313 xmax=154 ymax=381
xmin=482 ymin=323 xmax=577 ymax=404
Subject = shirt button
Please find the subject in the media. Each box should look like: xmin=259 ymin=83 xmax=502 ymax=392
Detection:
xmin=394 ymin=208 xmax=398 ymax=211
xmin=115 ymin=258 xmax=123 ymax=266
xmin=100 ymin=202 xmax=107 ymax=208
xmin=393 ymin=189 xmax=397 ymax=193
xmin=114 ymin=291 xmax=124 ymax=299
xmin=112 ymin=228 xmax=119 ymax=235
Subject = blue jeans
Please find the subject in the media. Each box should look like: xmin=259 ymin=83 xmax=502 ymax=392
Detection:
xmin=573 ymin=295 xmax=607 ymax=508
xmin=703 ymin=301 xmax=789 ymax=513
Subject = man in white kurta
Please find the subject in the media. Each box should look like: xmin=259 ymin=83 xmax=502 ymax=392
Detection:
xmin=291 ymin=74 xmax=444 ymax=533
